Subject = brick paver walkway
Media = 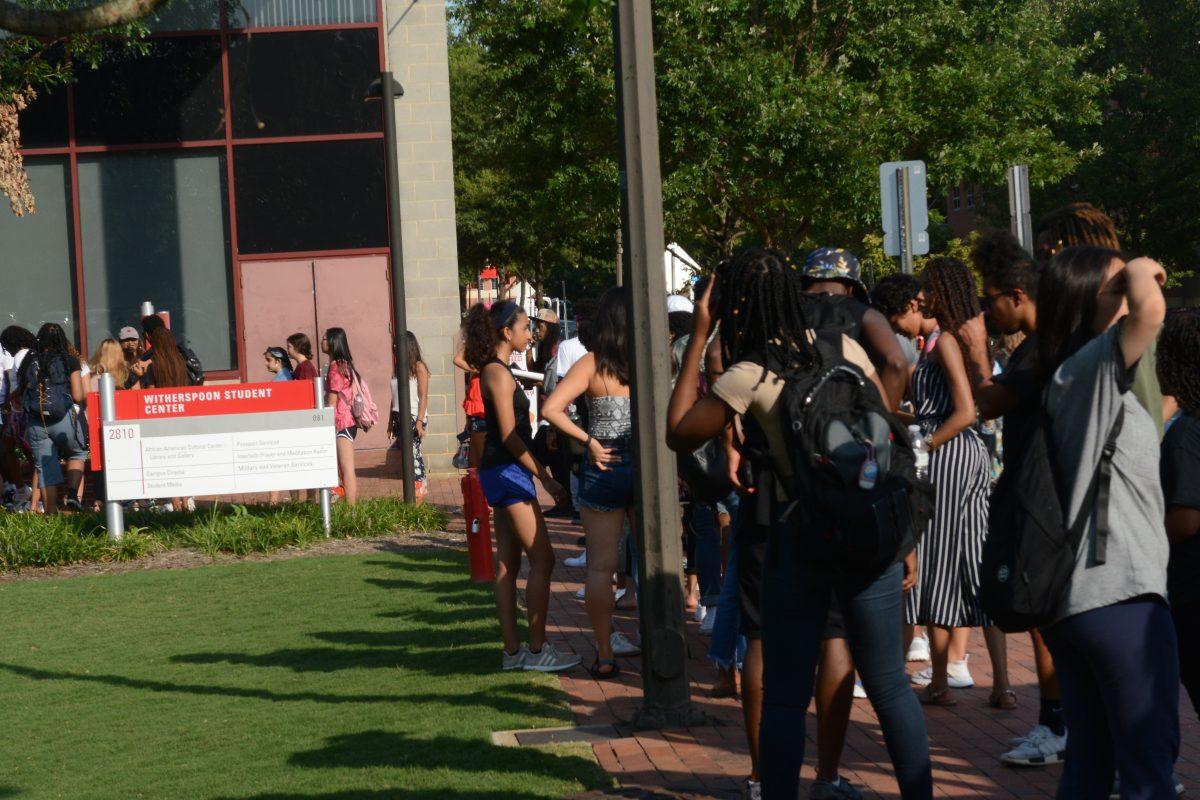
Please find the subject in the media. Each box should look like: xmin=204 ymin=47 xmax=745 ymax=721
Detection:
xmin=372 ymin=466 xmax=1200 ymax=799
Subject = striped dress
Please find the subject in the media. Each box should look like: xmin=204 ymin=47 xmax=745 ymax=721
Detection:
xmin=905 ymin=331 xmax=992 ymax=628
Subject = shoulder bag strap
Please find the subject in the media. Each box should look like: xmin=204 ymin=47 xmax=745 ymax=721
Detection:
xmin=1092 ymin=404 xmax=1125 ymax=565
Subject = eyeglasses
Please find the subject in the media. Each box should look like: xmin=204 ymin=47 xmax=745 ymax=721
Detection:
xmin=980 ymin=291 xmax=1017 ymax=311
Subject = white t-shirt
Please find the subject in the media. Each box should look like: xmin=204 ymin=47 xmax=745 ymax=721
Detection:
xmin=555 ymin=337 xmax=588 ymax=379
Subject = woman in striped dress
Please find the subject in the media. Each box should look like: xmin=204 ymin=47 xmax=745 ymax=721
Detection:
xmin=901 ymin=258 xmax=1012 ymax=707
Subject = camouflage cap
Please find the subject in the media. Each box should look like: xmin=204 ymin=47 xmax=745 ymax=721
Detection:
xmin=796 ymin=247 xmax=867 ymax=300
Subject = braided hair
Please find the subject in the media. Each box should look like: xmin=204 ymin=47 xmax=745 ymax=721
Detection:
xmin=1035 ymin=202 xmax=1121 ymax=265
xmin=919 ymin=257 xmax=980 ymax=346
xmin=715 ymin=247 xmax=818 ymax=379
xmin=15 ymin=322 xmax=74 ymax=400
xmin=1158 ymin=309 xmax=1200 ymax=415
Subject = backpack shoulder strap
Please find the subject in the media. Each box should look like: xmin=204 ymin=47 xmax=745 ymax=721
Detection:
xmin=1092 ymin=404 xmax=1125 ymax=565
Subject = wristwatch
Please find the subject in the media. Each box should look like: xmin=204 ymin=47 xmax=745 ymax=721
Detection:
xmin=922 ymin=433 xmax=935 ymax=452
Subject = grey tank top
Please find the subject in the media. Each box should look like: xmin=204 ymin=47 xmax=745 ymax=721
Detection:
xmin=587 ymin=395 xmax=632 ymax=440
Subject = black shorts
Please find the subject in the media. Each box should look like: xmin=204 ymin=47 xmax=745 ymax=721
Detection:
xmin=738 ymin=509 xmax=845 ymax=641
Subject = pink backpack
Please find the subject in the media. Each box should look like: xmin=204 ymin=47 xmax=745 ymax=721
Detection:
xmin=348 ymin=369 xmax=379 ymax=432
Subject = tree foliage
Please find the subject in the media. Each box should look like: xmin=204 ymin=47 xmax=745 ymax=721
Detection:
xmin=1035 ymin=0 xmax=1200 ymax=271
xmin=451 ymin=0 xmax=1109 ymax=292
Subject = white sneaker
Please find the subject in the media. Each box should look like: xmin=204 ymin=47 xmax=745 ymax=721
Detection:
xmin=694 ymin=604 xmax=708 ymax=624
xmin=564 ymin=552 xmax=587 ymax=568
xmin=698 ymin=606 xmax=717 ymax=636
xmin=1000 ymin=724 xmax=1066 ymax=766
xmin=853 ymin=680 xmax=868 ymax=699
xmin=742 ymin=779 xmax=761 ymax=800
xmin=911 ymin=656 xmax=974 ymax=688
xmin=523 ymin=642 xmax=581 ymax=672
xmin=610 ymin=631 xmax=641 ymax=657
xmin=501 ymin=644 xmax=529 ymax=671
xmin=906 ymin=635 xmax=930 ymax=662
xmin=574 ymin=586 xmax=586 ymax=600
xmin=614 ymin=587 xmax=627 ymax=605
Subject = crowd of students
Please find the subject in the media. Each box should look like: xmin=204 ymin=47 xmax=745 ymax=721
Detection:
xmin=459 ymin=201 xmax=1200 ymax=800
xmin=0 ymin=313 xmax=432 ymax=512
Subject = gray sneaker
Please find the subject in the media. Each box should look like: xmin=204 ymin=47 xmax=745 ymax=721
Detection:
xmin=741 ymin=779 xmax=761 ymax=800
xmin=810 ymin=778 xmax=863 ymax=800
xmin=522 ymin=642 xmax=582 ymax=672
xmin=501 ymin=644 xmax=528 ymax=671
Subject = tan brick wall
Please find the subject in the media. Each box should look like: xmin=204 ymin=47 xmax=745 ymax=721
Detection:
xmin=384 ymin=0 xmax=462 ymax=473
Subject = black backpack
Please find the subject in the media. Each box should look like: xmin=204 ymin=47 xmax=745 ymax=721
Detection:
xmin=22 ymin=356 xmax=74 ymax=424
xmin=182 ymin=346 xmax=204 ymax=386
xmin=778 ymin=333 xmax=934 ymax=574
xmin=980 ymin=404 xmax=1124 ymax=632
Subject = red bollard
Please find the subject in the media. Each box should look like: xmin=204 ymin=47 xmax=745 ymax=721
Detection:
xmin=461 ymin=468 xmax=496 ymax=583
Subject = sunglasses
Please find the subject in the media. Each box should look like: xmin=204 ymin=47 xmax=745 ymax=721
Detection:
xmin=980 ymin=291 xmax=1017 ymax=311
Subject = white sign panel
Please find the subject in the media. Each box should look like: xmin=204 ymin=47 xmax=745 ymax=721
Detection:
xmin=104 ymin=409 xmax=339 ymax=501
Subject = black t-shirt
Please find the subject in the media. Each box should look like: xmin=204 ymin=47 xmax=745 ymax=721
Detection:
xmin=1162 ymin=411 xmax=1200 ymax=604
xmin=803 ymin=293 xmax=868 ymax=339
xmin=994 ymin=335 xmax=1040 ymax=473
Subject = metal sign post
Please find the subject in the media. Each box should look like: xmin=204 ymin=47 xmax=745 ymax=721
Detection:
xmin=1008 ymin=164 xmax=1033 ymax=255
xmin=99 ymin=373 xmax=124 ymax=541
xmin=314 ymin=375 xmax=332 ymax=537
xmin=613 ymin=0 xmax=698 ymax=730
xmin=880 ymin=160 xmax=929 ymax=273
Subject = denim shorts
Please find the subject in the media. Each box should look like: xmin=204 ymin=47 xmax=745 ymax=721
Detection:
xmin=26 ymin=411 xmax=89 ymax=487
xmin=479 ymin=462 xmax=538 ymax=508
xmin=578 ymin=437 xmax=635 ymax=512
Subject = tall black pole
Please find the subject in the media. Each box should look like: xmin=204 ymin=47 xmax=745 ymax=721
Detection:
xmin=382 ymin=70 xmax=416 ymax=503
xmin=613 ymin=0 xmax=698 ymax=729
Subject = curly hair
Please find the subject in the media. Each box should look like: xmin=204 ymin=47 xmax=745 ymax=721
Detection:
xmin=972 ymin=229 xmax=1038 ymax=299
xmin=919 ymin=257 xmax=980 ymax=340
xmin=716 ymin=247 xmax=817 ymax=377
xmin=869 ymin=274 xmax=921 ymax=319
xmin=1158 ymin=309 xmax=1200 ymax=414
xmin=461 ymin=302 xmax=524 ymax=371
xmin=1036 ymin=202 xmax=1121 ymax=265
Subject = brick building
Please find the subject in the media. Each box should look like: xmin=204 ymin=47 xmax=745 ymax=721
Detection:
xmin=2 ymin=0 xmax=462 ymax=469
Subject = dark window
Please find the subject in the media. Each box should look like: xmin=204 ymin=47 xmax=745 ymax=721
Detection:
xmin=73 ymin=38 xmax=225 ymax=145
xmin=233 ymin=139 xmax=387 ymax=254
xmin=78 ymin=150 xmax=236 ymax=370
xmin=17 ymin=82 xmax=69 ymax=148
xmin=967 ymin=187 xmax=976 ymax=208
xmin=146 ymin=0 xmax=221 ymax=31
xmin=951 ymin=187 xmax=961 ymax=211
xmin=228 ymin=30 xmax=382 ymax=138
xmin=228 ymin=0 xmax=375 ymax=29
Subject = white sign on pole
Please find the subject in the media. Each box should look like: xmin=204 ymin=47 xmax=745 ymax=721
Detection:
xmin=879 ymin=160 xmax=930 ymax=258
xmin=104 ymin=409 xmax=339 ymax=502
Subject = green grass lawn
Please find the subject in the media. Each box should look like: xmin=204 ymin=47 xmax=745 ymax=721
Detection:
xmin=0 ymin=550 xmax=611 ymax=800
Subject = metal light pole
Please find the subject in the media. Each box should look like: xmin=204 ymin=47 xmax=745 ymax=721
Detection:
xmin=367 ymin=72 xmax=415 ymax=504
xmin=613 ymin=0 xmax=699 ymax=730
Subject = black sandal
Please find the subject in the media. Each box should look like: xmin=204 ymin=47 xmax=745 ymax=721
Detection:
xmin=589 ymin=658 xmax=620 ymax=680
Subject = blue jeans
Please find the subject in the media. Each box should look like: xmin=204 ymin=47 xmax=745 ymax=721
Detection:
xmin=579 ymin=436 xmax=635 ymax=512
xmin=1044 ymin=598 xmax=1179 ymax=800
xmin=709 ymin=495 xmax=745 ymax=670
xmin=760 ymin=514 xmax=931 ymax=800
xmin=685 ymin=502 xmax=723 ymax=606
xmin=26 ymin=411 xmax=89 ymax=487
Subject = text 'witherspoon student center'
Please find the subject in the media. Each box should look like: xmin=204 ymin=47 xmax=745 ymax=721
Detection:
xmin=2 ymin=0 xmax=463 ymax=464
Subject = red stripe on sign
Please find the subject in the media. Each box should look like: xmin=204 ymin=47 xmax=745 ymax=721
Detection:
xmin=114 ymin=381 xmax=317 ymax=421
xmin=90 ymin=381 xmax=318 ymax=472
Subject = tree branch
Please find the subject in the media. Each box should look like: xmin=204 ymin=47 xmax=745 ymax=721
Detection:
xmin=0 ymin=0 xmax=168 ymax=37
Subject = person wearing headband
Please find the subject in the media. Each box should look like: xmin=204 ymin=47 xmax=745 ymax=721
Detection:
xmin=263 ymin=346 xmax=293 ymax=381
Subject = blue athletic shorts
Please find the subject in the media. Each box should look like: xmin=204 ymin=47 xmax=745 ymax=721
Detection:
xmin=479 ymin=462 xmax=538 ymax=508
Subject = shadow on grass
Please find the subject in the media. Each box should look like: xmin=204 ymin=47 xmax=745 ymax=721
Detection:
xmin=215 ymin=790 xmax=578 ymax=800
xmin=0 ymin=662 xmax=401 ymax=704
xmin=360 ymin=557 xmax=465 ymax=573
xmin=286 ymin=730 xmax=605 ymax=777
xmin=0 ymin=788 xmax=21 ymax=798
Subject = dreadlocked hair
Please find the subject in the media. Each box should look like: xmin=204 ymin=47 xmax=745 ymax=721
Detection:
xmin=1158 ymin=308 xmax=1200 ymax=415
xmin=972 ymin=229 xmax=1038 ymax=298
xmin=15 ymin=322 xmax=73 ymax=401
xmin=1036 ymin=202 xmax=1121 ymax=265
xmin=919 ymin=257 xmax=980 ymax=350
xmin=716 ymin=247 xmax=818 ymax=379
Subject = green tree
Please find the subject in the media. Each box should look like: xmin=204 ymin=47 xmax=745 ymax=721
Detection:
xmin=1035 ymin=0 xmax=1200 ymax=272
xmin=451 ymin=0 xmax=1110 ymax=290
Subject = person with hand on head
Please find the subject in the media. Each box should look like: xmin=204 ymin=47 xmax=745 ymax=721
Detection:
xmin=542 ymin=287 xmax=641 ymax=678
xmin=668 ymin=249 xmax=930 ymax=800
xmin=463 ymin=300 xmax=581 ymax=674
xmin=322 ymin=327 xmax=361 ymax=505
xmin=1034 ymin=248 xmax=1176 ymax=799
